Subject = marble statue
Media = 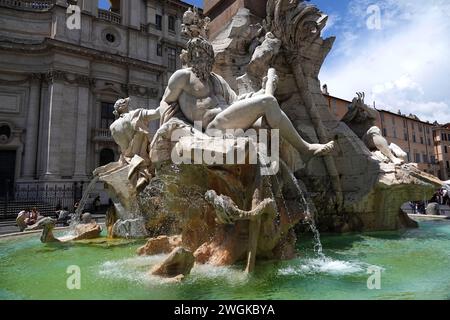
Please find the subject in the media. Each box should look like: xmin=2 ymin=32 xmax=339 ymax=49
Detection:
xmin=109 ymin=97 xmax=158 ymax=190
xmin=342 ymin=92 xmax=405 ymax=165
xmin=161 ymin=37 xmax=335 ymax=159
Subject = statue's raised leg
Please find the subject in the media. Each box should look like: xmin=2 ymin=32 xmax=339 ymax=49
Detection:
xmin=206 ymin=94 xmax=335 ymax=157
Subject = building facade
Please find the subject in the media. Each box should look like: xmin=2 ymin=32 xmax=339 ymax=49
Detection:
xmin=204 ymin=0 xmax=266 ymax=38
xmin=0 ymin=0 xmax=191 ymax=208
xmin=433 ymin=124 xmax=450 ymax=181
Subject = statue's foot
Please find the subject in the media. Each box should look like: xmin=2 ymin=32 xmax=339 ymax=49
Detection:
xmin=136 ymin=177 xmax=149 ymax=193
xmin=312 ymin=141 xmax=335 ymax=157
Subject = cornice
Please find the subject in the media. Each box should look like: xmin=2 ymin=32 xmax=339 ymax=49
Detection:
xmin=0 ymin=37 xmax=168 ymax=74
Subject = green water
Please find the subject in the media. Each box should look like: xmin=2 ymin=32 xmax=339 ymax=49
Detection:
xmin=1 ymin=220 xmax=450 ymax=300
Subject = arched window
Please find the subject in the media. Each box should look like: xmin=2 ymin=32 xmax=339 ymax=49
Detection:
xmin=99 ymin=148 xmax=115 ymax=166
xmin=0 ymin=124 xmax=11 ymax=144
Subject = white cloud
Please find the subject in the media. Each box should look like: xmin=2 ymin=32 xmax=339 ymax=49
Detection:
xmin=319 ymin=0 xmax=450 ymax=123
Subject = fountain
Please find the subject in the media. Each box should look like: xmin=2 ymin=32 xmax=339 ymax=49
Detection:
xmin=73 ymin=176 xmax=99 ymax=222
xmin=1 ymin=0 xmax=448 ymax=299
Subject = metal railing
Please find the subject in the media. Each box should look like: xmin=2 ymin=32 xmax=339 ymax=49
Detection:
xmin=93 ymin=128 xmax=112 ymax=141
xmin=98 ymin=9 xmax=122 ymax=25
xmin=0 ymin=0 xmax=55 ymax=10
xmin=1 ymin=182 xmax=84 ymax=219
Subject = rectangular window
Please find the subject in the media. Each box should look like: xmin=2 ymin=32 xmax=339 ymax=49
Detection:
xmin=168 ymin=47 xmax=177 ymax=72
xmin=415 ymin=153 xmax=421 ymax=163
xmin=445 ymin=146 xmax=448 ymax=154
xmin=423 ymin=154 xmax=428 ymax=163
xmin=404 ymin=132 xmax=409 ymax=141
xmin=411 ymin=123 xmax=415 ymax=131
xmin=403 ymin=119 xmax=407 ymax=128
xmin=392 ymin=117 xmax=395 ymax=125
xmin=156 ymin=14 xmax=162 ymax=30
xmin=413 ymin=134 xmax=416 ymax=143
xmin=420 ymin=137 xmax=424 ymax=144
xmin=383 ymin=128 xmax=387 ymax=137
xmin=406 ymin=152 xmax=410 ymax=162
xmin=428 ymin=138 xmax=431 ymax=146
xmin=448 ymin=134 xmax=450 ymax=141
xmin=430 ymin=156 xmax=436 ymax=164
xmin=168 ymin=16 xmax=176 ymax=31
xmin=442 ymin=133 xmax=446 ymax=141
xmin=157 ymin=43 xmax=162 ymax=56
xmin=419 ymin=125 xmax=423 ymax=132
xmin=101 ymin=102 xmax=115 ymax=129
xmin=447 ymin=161 xmax=450 ymax=169
xmin=380 ymin=113 xmax=384 ymax=121
xmin=393 ymin=129 xmax=397 ymax=138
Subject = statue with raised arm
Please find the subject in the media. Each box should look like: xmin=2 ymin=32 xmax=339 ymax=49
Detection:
xmin=342 ymin=92 xmax=405 ymax=165
xmin=94 ymin=97 xmax=163 ymax=191
xmin=155 ymin=11 xmax=335 ymax=160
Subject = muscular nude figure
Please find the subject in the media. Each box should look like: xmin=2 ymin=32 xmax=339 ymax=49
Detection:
xmin=159 ymin=37 xmax=335 ymax=158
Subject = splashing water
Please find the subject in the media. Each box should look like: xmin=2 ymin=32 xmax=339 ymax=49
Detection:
xmin=285 ymin=169 xmax=324 ymax=257
xmin=71 ymin=176 xmax=99 ymax=227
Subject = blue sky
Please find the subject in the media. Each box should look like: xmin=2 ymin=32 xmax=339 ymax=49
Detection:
xmin=185 ymin=0 xmax=203 ymax=7
xmin=309 ymin=0 xmax=450 ymax=123
xmin=98 ymin=0 xmax=203 ymax=9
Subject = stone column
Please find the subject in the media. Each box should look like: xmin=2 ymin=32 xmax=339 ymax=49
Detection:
xmin=42 ymin=76 xmax=64 ymax=180
xmin=22 ymin=75 xmax=41 ymax=179
xmin=129 ymin=0 xmax=141 ymax=29
xmin=74 ymin=85 xmax=90 ymax=179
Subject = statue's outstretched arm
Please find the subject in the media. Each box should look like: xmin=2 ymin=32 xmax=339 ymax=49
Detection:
xmin=141 ymin=107 xmax=162 ymax=121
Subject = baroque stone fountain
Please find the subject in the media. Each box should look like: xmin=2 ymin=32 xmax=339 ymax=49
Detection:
xmin=61 ymin=1 xmax=440 ymax=280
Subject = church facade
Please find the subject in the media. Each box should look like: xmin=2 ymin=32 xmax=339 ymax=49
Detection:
xmin=0 ymin=0 xmax=191 ymax=210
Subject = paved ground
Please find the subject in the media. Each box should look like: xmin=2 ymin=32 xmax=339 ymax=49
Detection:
xmin=0 ymin=215 xmax=106 ymax=236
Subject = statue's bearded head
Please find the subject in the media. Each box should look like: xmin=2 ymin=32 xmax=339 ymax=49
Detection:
xmin=113 ymin=97 xmax=130 ymax=118
xmin=185 ymin=37 xmax=215 ymax=81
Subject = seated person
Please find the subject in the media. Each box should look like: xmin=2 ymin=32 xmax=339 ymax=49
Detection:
xmin=24 ymin=208 xmax=40 ymax=226
xmin=16 ymin=208 xmax=31 ymax=232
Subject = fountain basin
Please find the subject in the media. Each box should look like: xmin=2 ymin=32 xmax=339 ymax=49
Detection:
xmin=1 ymin=221 xmax=449 ymax=300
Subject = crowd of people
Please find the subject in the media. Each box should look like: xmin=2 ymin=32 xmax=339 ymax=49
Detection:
xmin=408 ymin=187 xmax=450 ymax=216
xmin=431 ymin=188 xmax=450 ymax=206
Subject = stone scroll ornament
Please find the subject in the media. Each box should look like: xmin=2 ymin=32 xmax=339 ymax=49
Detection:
xmin=264 ymin=0 xmax=344 ymax=209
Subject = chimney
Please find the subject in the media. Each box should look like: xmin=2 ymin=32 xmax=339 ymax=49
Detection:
xmin=322 ymin=84 xmax=329 ymax=95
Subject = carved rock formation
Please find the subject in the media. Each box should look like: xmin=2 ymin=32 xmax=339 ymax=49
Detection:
xmin=38 ymin=218 xmax=102 ymax=243
xmin=90 ymin=2 xmax=442 ymax=277
xmin=137 ymin=235 xmax=182 ymax=256
xmin=209 ymin=0 xmax=441 ymax=232
xmin=151 ymin=247 xmax=195 ymax=279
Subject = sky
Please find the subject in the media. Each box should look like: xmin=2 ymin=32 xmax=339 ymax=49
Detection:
xmin=98 ymin=0 xmax=203 ymax=9
xmin=310 ymin=0 xmax=450 ymax=124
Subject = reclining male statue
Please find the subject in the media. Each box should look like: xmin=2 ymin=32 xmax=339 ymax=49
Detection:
xmin=134 ymin=36 xmax=335 ymax=163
